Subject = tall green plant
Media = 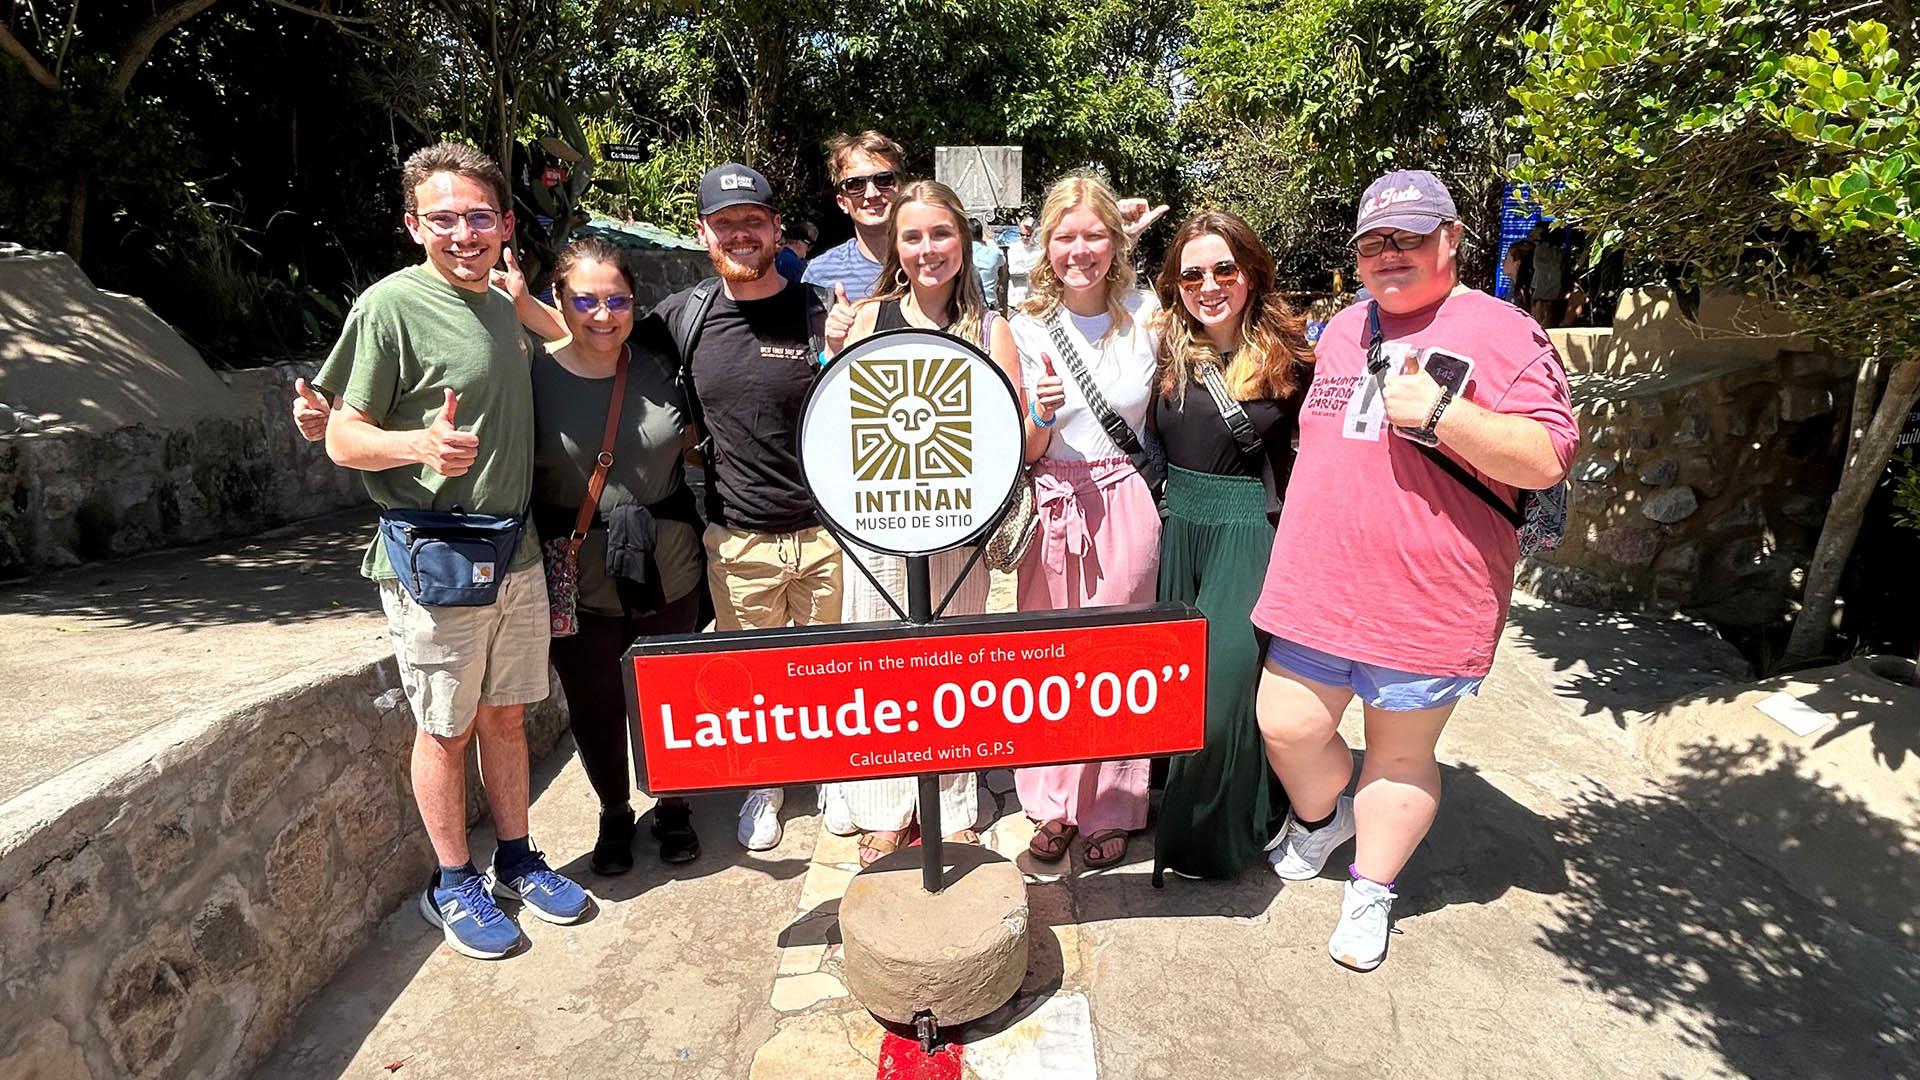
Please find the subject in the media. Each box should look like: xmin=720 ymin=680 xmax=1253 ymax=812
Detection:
xmin=1513 ymin=3 xmax=1920 ymax=665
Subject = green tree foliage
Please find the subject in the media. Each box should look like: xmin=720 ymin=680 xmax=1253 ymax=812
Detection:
xmin=1183 ymin=0 xmax=1547 ymax=286
xmin=1512 ymin=1 xmax=1920 ymax=665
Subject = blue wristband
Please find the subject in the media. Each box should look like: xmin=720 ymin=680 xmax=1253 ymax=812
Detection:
xmin=1030 ymin=400 xmax=1057 ymax=427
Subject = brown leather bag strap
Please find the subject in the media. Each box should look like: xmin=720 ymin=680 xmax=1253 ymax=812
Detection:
xmin=568 ymin=345 xmax=630 ymax=554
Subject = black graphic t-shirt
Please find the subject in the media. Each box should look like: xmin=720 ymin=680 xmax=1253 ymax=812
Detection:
xmin=656 ymin=279 xmax=820 ymax=532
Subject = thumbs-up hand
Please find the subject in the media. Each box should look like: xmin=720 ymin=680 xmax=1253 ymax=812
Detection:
xmin=1117 ymin=198 xmax=1170 ymax=242
xmin=1382 ymin=351 xmax=1443 ymax=430
xmin=823 ymin=282 xmax=856 ymax=356
xmin=291 ymin=378 xmax=331 ymax=442
xmin=490 ymin=245 xmax=528 ymax=302
xmin=1030 ymin=352 xmax=1067 ymax=423
xmin=418 ymin=388 xmax=480 ymax=477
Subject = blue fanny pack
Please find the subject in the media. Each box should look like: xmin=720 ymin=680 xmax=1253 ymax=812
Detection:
xmin=377 ymin=508 xmax=526 ymax=606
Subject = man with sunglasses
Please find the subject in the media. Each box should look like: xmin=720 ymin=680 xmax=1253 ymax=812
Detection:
xmin=296 ymin=142 xmax=589 ymax=961
xmin=1249 ymin=169 xmax=1577 ymax=973
xmin=803 ymin=130 xmax=907 ymax=303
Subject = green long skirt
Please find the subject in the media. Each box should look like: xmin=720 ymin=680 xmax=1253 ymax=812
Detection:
xmin=1152 ymin=464 xmax=1286 ymax=885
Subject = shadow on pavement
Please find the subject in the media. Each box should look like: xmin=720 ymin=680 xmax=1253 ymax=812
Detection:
xmin=1539 ymin=743 xmax=1920 ymax=1078
xmin=1803 ymin=669 xmax=1920 ymax=771
xmin=0 ymin=513 xmax=374 ymax=630
xmin=1507 ymin=600 xmax=1750 ymax=728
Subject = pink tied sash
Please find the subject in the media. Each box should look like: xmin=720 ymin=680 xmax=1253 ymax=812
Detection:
xmin=1030 ymin=456 xmax=1136 ymax=577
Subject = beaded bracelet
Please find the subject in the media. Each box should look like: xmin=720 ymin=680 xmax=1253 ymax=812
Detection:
xmin=1030 ymin=400 xmax=1057 ymax=427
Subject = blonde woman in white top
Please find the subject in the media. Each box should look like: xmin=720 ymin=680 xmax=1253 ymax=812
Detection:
xmin=1011 ymin=174 xmax=1163 ymax=870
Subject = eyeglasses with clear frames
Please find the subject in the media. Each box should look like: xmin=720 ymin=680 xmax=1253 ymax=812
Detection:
xmin=418 ymin=209 xmax=502 ymax=235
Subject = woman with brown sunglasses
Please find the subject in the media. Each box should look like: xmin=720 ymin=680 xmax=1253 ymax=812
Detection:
xmin=1148 ymin=211 xmax=1314 ymax=885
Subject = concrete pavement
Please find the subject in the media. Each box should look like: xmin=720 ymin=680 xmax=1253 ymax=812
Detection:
xmin=260 ymin=593 xmax=1920 ymax=1079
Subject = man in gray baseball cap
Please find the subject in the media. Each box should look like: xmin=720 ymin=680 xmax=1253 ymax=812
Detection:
xmin=654 ymin=161 xmax=845 ymax=855
xmin=697 ymin=162 xmax=776 ymax=216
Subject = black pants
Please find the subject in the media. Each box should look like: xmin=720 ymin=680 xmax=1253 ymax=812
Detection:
xmin=548 ymin=590 xmax=700 ymax=810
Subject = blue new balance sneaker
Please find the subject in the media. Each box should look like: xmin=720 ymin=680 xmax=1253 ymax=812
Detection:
xmin=418 ymin=870 xmax=521 ymax=960
xmin=490 ymin=849 xmax=591 ymax=924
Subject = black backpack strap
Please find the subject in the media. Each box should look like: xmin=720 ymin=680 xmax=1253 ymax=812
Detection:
xmin=673 ymin=276 xmax=723 ymax=364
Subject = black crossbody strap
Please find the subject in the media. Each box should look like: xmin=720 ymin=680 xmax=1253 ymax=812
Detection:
xmin=1196 ymin=358 xmax=1263 ymax=461
xmin=1046 ymin=313 xmax=1145 ymax=458
xmin=1365 ymin=300 xmax=1522 ymax=527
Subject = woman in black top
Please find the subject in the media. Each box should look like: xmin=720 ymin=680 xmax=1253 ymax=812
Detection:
xmin=1148 ymin=211 xmax=1314 ymax=884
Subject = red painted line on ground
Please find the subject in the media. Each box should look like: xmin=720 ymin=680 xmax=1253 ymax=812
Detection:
xmin=876 ymin=1031 xmax=964 ymax=1080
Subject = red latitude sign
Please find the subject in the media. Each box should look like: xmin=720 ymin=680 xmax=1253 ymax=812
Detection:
xmin=624 ymin=605 xmax=1208 ymax=794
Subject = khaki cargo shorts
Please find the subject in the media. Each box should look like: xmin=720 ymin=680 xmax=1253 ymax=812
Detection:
xmin=377 ymin=562 xmax=550 ymax=738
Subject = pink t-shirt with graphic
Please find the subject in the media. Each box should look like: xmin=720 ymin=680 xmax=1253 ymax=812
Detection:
xmin=1251 ymin=290 xmax=1578 ymax=678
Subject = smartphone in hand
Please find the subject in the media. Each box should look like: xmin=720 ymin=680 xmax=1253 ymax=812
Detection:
xmin=1393 ymin=348 xmax=1474 ymax=446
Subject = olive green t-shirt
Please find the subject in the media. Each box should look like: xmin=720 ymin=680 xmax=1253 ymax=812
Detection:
xmin=530 ymin=341 xmax=700 ymax=615
xmin=314 ymin=263 xmax=541 ymax=580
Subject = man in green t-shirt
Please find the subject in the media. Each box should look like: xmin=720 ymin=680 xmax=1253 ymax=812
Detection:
xmin=304 ymin=142 xmax=587 ymax=960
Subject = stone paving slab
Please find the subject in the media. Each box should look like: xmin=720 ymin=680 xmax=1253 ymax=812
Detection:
xmin=0 ymin=510 xmax=383 ymax=803
xmin=263 ymin=592 xmax=1920 ymax=1079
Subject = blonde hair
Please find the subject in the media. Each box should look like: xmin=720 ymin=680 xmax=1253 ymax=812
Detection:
xmin=1017 ymin=174 xmax=1136 ymax=339
xmin=1153 ymin=211 xmax=1312 ymax=403
xmin=862 ymin=180 xmax=987 ymax=346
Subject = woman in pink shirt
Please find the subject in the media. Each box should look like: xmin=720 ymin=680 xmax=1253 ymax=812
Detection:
xmin=1252 ymin=171 xmax=1577 ymax=971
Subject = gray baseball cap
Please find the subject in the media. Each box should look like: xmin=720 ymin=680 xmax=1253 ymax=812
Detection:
xmin=1352 ymin=170 xmax=1457 ymax=240
xmin=697 ymin=163 xmax=775 ymax=216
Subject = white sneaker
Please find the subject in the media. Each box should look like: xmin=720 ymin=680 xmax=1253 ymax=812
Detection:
xmin=1328 ymin=875 xmax=1397 ymax=972
xmin=821 ymin=785 xmax=858 ymax=837
xmin=1265 ymin=795 xmax=1356 ymax=881
xmin=737 ymin=788 xmax=785 ymax=851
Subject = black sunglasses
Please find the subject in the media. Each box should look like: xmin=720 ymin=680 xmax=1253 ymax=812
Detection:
xmin=837 ymin=171 xmax=899 ymax=196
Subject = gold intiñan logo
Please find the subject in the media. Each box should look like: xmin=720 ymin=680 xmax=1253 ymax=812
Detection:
xmin=849 ymin=357 xmax=973 ymax=481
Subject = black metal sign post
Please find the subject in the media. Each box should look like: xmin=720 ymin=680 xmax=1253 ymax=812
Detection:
xmin=904 ymin=554 xmax=944 ymax=893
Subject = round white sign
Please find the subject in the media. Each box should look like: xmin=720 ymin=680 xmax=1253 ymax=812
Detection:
xmin=800 ymin=328 xmax=1024 ymax=556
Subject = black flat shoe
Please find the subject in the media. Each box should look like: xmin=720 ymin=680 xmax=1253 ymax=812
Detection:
xmin=591 ymin=806 xmax=637 ymax=876
xmin=651 ymin=799 xmax=701 ymax=865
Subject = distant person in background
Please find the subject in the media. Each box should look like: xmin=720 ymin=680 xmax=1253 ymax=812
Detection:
xmin=777 ymin=220 xmax=817 ymax=282
xmin=805 ymin=131 xmax=907 ymax=303
xmin=1504 ymin=226 xmax=1539 ymax=311
xmin=1530 ymin=225 xmax=1569 ymax=328
xmin=972 ymin=217 xmax=1007 ymax=310
xmin=1006 ymin=216 xmax=1038 ymax=306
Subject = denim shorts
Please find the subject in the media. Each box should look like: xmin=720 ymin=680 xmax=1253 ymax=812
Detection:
xmin=1264 ymin=635 xmax=1483 ymax=713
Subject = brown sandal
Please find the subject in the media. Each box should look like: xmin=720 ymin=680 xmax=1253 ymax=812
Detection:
xmin=1082 ymin=829 xmax=1129 ymax=869
xmin=858 ymin=828 xmax=911 ymax=868
xmin=1027 ymin=819 xmax=1076 ymax=862
xmin=943 ymin=829 xmax=982 ymax=845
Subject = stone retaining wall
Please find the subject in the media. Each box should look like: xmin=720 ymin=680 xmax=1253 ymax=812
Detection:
xmin=0 ymin=659 xmax=569 ymax=1079
xmin=1520 ymin=349 xmax=1854 ymax=633
xmin=0 ymin=361 xmax=364 ymax=580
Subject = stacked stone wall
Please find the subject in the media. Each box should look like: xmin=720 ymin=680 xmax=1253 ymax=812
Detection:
xmin=0 ymin=661 xmax=569 ymax=1079
xmin=1520 ymin=349 xmax=1854 ymax=633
